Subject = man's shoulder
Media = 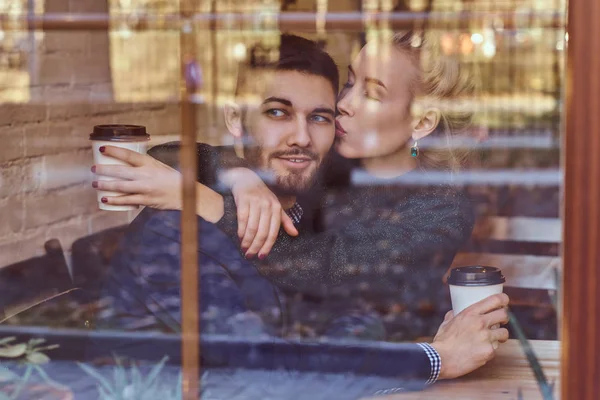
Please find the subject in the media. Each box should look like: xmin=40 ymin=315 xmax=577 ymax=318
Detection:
xmin=115 ymin=208 xmax=181 ymax=258
xmin=126 ymin=207 xmax=243 ymax=259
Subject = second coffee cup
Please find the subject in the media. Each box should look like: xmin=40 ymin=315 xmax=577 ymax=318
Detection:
xmin=447 ymin=265 xmax=505 ymax=315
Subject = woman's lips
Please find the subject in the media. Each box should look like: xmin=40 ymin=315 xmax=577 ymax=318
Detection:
xmin=335 ymin=120 xmax=347 ymax=138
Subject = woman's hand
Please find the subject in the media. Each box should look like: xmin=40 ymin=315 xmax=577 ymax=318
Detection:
xmin=92 ymin=146 xmax=297 ymax=257
xmin=92 ymin=145 xmax=183 ymax=210
xmin=223 ymin=168 xmax=298 ymax=259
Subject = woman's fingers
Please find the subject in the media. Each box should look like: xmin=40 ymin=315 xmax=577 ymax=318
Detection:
xmin=102 ymin=194 xmax=146 ymax=206
xmin=257 ymin=208 xmax=282 ymax=259
xmin=101 ymin=145 xmax=148 ymax=167
xmin=237 ymin=201 xmax=250 ymax=240
xmin=93 ymin=179 xmax=146 ymax=194
xmin=281 ymin=211 xmax=299 ymax=237
xmin=93 ymin=164 xmax=141 ymax=180
xmin=240 ymin=206 xmax=261 ymax=252
xmin=245 ymin=205 xmax=272 ymax=258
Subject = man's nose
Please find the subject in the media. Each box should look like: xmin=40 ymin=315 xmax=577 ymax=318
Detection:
xmin=286 ymin=117 xmax=311 ymax=148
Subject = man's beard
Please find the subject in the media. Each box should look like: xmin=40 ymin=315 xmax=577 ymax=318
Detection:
xmin=244 ymin=144 xmax=320 ymax=196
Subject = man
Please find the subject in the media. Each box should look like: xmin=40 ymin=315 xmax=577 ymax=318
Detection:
xmin=101 ymin=34 xmax=337 ymax=336
xmin=98 ymin=34 xmax=508 ymax=387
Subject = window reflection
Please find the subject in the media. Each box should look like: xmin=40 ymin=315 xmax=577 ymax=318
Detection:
xmin=0 ymin=0 xmax=44 ymax=103
xmin=107 ymin=0 xmax=281 ymax=105
xmin=108 ymin=0 xmax=181 ymax=102
xmin=0 ymin=1 xmax=566 ymax=398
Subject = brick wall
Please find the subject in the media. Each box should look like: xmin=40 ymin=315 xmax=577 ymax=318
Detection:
xmin=0 ymin=0 xmax=183 ymax=267
xmin=0 ymin=0 xmax=361 ymax=267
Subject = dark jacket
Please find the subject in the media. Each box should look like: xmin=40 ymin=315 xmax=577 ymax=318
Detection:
xmin=97 ymin=143 xmax=445 ymax=388
xmin=148 ymin=143 xmax=474 ymax=339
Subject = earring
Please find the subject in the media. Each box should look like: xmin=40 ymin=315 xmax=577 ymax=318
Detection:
xmin=410 ymin=141 xmax=419 ymax=157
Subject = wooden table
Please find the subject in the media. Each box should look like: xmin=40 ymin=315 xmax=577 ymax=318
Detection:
xmin=367 ymin=340 xmax=560 ymax=400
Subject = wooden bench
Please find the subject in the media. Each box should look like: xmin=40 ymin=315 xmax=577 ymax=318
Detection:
xmin=451 ymin=216 xmax=561 ymax=291
xmin=0 ymin=239 xmax=76 ymax=324
xmin=449 ymin=213 xmax=561 ymax=339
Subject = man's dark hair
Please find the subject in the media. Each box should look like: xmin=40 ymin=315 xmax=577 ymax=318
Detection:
xmin=243 ymin=34 xmax=339 ymax=96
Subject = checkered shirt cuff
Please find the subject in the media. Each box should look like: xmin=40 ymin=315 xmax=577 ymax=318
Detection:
xmin=285 ymin=202 xmax=304 ymax=225
xmin=417 ymin=343 xmax=442 ymax=384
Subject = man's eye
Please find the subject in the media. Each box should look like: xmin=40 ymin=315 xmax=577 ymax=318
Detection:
xmin=311 ymin=115 xmax=332 ymax=123
xmin=266 ymin=109 xmax=286 ymax=117
xmin=343 ymin=81 xmax=353 ymax=88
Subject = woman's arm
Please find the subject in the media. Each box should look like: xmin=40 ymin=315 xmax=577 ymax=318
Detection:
xmin=147 ymin=141 xmax=249 ymax=188
xmin=252 ymin=189 xmax=475 ymax=297
xmin=92 ymin=144 xmax=225 ymax=223
xmin=92 ymin=143 xmax=297 ymax=255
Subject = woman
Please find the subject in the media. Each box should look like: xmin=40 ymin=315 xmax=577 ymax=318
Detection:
xmin=94 ymin=31 xmax=477 ymax=341
xmin=249 ymin=30 xmax=477 ymax=340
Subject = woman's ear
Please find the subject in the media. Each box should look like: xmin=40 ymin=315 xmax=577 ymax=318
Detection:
xmin=412 ymin=108 xmax=441 ymax=141
xmin=224 ymin=102 xmax=244 ymax=139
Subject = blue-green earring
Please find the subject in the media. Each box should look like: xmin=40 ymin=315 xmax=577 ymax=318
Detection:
xmin=410 ymin=141 xmax=419 ymax=157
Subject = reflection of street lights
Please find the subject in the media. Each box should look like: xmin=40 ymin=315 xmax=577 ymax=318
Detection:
xmin=0 ymin=0 xmax=27 ymax=70
xmin=231 ymin=42 xmax=247 ymax=61
xmin=471 ymin=33 xmax=484 ymax=45
xmin=0 ymin=0 xmax=19 ymax=41
xmin=482 ymin=28 xmax=496 ymax=59
xmin=316 ymin=0 xmax=327 ymax=38
xmin=482 ymin=42 xmax=496 ymax=58
xmin=116 ymin=0 xmax=136 ymax=39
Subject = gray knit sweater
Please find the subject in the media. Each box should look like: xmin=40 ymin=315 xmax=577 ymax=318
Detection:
xmin=150 ymin=143 xmax=475 ymax=338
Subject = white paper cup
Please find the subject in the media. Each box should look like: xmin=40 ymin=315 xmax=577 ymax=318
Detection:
xmin=449 ymin=283 xmax=504 ymax=316
xmin=447 ymin=266 xmax=506 ymax=347
xmin=447 ymin=266 xmax=506 ymax=315
xmin=90 ymin=125 xmax=150 ymax=212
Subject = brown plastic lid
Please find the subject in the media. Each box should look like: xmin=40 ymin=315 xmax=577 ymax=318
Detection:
xmin=447 ymin=266 xmax=505 ymax=287
xmin=89 ymin=124 xmax=150 ymax=142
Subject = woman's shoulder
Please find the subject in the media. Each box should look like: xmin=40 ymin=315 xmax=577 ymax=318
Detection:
xmin=354 ymin=173 xmax=476 ymax=231
xmin=403 ymin=181 xmax=475 ymax=217
xmin=406 ymin=183 xmax=476 ymax=243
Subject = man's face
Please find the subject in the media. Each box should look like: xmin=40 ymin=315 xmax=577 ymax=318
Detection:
xmin=238 ymin=70 xmax=336 ymax=194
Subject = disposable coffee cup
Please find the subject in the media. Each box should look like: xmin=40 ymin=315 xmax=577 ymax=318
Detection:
xmin=90 ymin=124 xmax=150 ymax=211
xmin=447 ymin=266 xmax=505 ymax=316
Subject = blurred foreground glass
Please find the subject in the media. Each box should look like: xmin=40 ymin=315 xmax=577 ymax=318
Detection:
xmin=0 ymin=1 xmax=565 ymax=399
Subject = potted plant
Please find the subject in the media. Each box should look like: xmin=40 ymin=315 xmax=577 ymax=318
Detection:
xmin=0 ymin=337 xmax=73 ymax=400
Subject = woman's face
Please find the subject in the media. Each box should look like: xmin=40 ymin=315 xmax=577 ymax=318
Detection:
xmin=335 ymin=41 xmax=418 ymax=159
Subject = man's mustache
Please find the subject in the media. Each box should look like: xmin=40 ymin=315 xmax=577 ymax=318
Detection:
xmin=269 ymin=148 xmax=319 ymax=161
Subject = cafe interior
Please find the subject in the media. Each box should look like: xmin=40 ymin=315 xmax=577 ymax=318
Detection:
xmin=0 ymin=0 xmax=597 ymax=399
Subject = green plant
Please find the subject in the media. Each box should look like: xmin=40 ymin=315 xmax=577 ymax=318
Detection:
xmin=0 ymin=337 xmax=67 ymax=400
xmin=0 ymin=288 xmax=83 ymax=399
xmin=0 ymin=337 xmax=58 ymax=365
xmin=78 ymin=356 xmax=211 ymax=400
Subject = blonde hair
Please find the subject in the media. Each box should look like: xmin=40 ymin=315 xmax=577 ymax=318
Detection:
xmin=392 ymin=31 xmax=476 ymax=172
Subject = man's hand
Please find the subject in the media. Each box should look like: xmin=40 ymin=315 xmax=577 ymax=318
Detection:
xmin=431 ymin=293 xmax=510 ymax=380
